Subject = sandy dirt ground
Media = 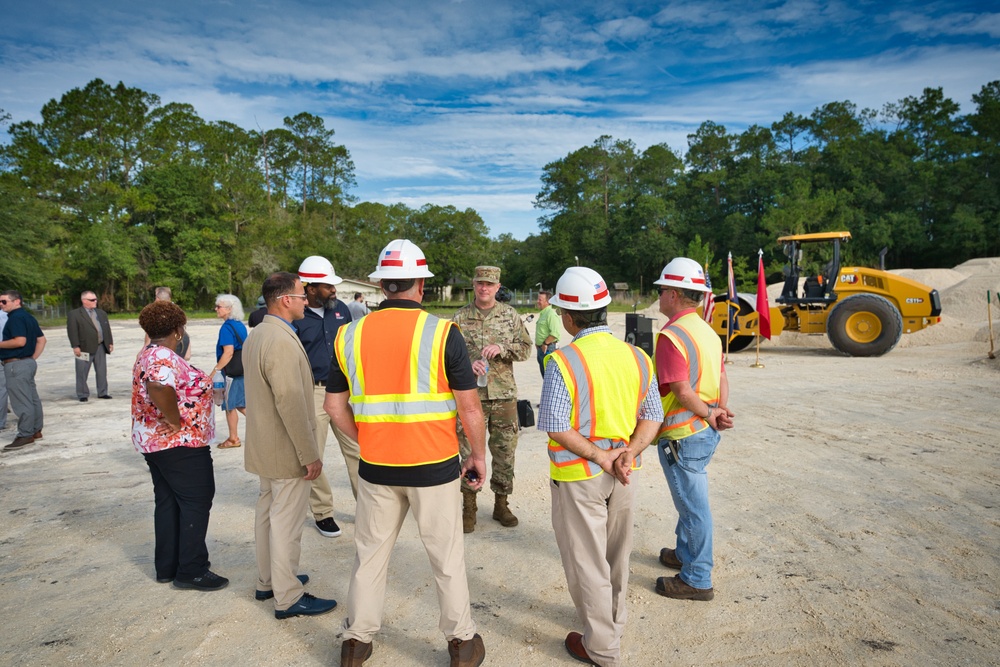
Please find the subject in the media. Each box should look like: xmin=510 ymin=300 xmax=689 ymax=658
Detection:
xmin=2 ymin=267 xmax=999 ymax=666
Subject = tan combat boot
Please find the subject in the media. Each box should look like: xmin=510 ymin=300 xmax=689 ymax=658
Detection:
xmin=462 ymin=489 xmax=477 ymax=534
xmin=492 ymin=493 xmax=518 ymax=527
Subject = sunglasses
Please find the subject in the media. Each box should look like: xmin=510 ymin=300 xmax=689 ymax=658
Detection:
xmin=0 ymin=300 xmax=7 ymax=305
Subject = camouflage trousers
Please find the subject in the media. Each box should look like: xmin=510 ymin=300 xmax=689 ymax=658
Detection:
xmin=458 ymin=398 xmax=519 ymax=495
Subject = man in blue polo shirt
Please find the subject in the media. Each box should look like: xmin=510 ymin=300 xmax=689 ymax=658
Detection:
xmin=1 ymin=290 xmax=47 ymax=452
xmin=295 ymin=256 xmax=357 ymax=539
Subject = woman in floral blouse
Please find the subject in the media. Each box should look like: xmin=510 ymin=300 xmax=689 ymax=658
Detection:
xmin=133 ymin=300 xmax=228 ymax=591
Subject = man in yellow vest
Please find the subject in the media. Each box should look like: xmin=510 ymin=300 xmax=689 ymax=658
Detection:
xmin=538 ymin=266 xmax=663 ymax=667
xmin=325 ymin=239 xmax=488 ymax=667
xmin=617 ymin=257 xmax=735 ymax=602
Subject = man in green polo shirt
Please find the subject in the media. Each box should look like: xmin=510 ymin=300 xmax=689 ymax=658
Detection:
xmin=534 ymin=290 xmax=562 ymax=377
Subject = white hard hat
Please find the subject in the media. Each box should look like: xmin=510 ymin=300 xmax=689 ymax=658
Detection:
xmin=298 ymin=256 xmax=343 ymax=285
xmin=653 ymin=257 xmax=710 ymax=293
xmin=549 ymin=267 xmax=612 ymax=310
xmin=369 ymin=239 xmax=435 ymax=280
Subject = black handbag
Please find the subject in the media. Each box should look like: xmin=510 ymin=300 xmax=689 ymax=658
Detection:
xmin=517 ymin=399 xmax=535 ymax=429
xmin=222 ymin=321 xmax=245 ymax=377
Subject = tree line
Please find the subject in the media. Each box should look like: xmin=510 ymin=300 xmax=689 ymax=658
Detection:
xmin=507 ymin=81 xmax=1000 ymax=291
xmin=2 ymin=79 xmax=997 ymax=309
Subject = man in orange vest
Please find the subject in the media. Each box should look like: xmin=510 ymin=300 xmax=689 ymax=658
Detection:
xmin=618 ymin=257 xmax=735 ymax=603
xmin=325 ymin=239 xmax=488 ymax=667
xmin=538 ymin=266 xmax=663 ymax=667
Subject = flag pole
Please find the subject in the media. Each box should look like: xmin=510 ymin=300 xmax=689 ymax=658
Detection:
xmin=724 ymin=251 xmax=734 ymax=364
xmin=750 ymin=248 xmax=766 ymax=368
xmin=750 ymin=329 xmax=764 ymax=368
xmin=989 ymin=290 xmax=996 ymax=360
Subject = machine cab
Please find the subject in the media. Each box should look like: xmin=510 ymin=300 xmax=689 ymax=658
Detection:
xmin=775 ymin=231 xmax=851 ymax=306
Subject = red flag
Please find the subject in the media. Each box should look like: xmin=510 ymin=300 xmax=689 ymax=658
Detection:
xmin=756 ymin=250 xmax=772 ymax=340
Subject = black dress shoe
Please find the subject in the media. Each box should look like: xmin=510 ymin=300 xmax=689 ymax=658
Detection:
xmin=274 ymin=592 xmax=337 ymax=619
xmin=173 ymin=570 xmax=229 ymax=591
xmin=98 ymin=395 xmax=112 ymax=399
xmin=79 ymin=397 xmax=88 ymax=402
xmin=255 ymin=574 xmax=309 ymax=600
xmin=156 ymin=576 xmax=175 ymax=584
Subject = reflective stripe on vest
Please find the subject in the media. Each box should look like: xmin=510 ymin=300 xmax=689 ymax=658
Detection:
xmin=656 ymin=312 xmax=722 ymax=440
xmin=546 ymin=333 xmax=653 ymax=482
xmin=334 ymin=308 xmax=459 ymax=467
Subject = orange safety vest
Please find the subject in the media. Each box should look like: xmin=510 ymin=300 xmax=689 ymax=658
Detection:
xmin=334 ymin=308 xmax=459 ymax=467
xmin=544 ymin=332 xmax=653 ymax=482
xmin=655 ymin=311 xmax=723 ymax=440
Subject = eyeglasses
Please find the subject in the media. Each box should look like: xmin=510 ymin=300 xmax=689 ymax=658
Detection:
xmin=278 ymin=294 xmax=308 ymax=300
xmin=658 ymin=287 xmax=675 ymax=296
xmin=213 ymin=305 xmax=226 ymax=310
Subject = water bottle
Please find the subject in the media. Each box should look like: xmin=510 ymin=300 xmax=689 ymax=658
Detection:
xmin=477 ymin=363 xmax=489 ymax=388
xmin=213 ymin=370 xmax=225 ymax=406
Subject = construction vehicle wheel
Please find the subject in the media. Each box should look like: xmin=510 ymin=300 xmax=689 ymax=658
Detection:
xmin=715 ymin=294 xmax=756 ymax=353
xmin=827 ymin=294 xmax=903 ymax=357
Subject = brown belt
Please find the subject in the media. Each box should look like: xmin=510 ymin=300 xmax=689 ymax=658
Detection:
xmin=2 ymin=358 xmax=27 ymax=365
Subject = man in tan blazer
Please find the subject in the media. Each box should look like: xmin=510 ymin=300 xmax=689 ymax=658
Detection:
xmin=244 ymin=271 xmax=337 ymax=620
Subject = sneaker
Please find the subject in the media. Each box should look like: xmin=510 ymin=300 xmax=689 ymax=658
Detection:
xmin=274 ymin=592 xmax=337 ymax=619
xmin=655 ymin=574 xmax=714 ymax=601
xmin=315 ymin=517 xmax=342 ymax=537
xmin=255 ymin=574 xmax=310 ymax=600
xmin=3 ymin=436 xmax=35 ymax=452
xmin=173 ymin=570 xmax=230 ymax=592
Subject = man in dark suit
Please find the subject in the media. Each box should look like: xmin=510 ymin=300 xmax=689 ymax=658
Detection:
xmin=66 ymin=290 xmax=114 ymax=402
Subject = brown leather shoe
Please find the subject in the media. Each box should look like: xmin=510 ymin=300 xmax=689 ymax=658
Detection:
xmin=3 ymin=435 xmax=35 ymax=452
xmin=462 ymin=489 xmax=477 ymax=533
xmin=32 ymin=431 xmax=42 ymax=441
xmin=659 ymin=547 xmax=682 ymax=570
xmin=564 ymin=632 xmax=599 ymax=665
xmin=656 ymin=574 xmax=714 ymax=601
xmin=341 ymin=638 xmax=373 ymax=666
xmin=448 ymin=633 xmax=485 ymax=667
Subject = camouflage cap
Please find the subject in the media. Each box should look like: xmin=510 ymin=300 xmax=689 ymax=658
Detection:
xmin=473 ymin=266 xmax=501 ymax=284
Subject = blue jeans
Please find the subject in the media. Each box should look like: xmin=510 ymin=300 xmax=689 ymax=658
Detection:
xmin=536 ymin=343 xmax=558 ymax=377
xmin=657 ymin=427 xmax=721 ymax=589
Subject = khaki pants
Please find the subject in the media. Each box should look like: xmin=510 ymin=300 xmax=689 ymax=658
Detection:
xmin=310 ymin=385 xmax=361 ymax=520
xmin=254 ymin=475 xmax=311 ymax=610
xmin=551 ymin=474 xmax=635 ymax=667
xmin=341 ymin=477 xmax=477 ymax=643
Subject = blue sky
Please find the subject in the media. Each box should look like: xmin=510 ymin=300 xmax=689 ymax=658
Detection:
xmin=2 ymin=1 xmax=998 ymax=240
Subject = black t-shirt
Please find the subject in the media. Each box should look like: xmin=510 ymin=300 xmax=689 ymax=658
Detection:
xmin=0 ymin=308 xmax=44 ymax=360
xmin=326 ymin=299 xmax=477 ymax=486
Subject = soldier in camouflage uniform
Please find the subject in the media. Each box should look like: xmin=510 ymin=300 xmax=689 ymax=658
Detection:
xmin=452 ymin=266 xmax=532 ymax=533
